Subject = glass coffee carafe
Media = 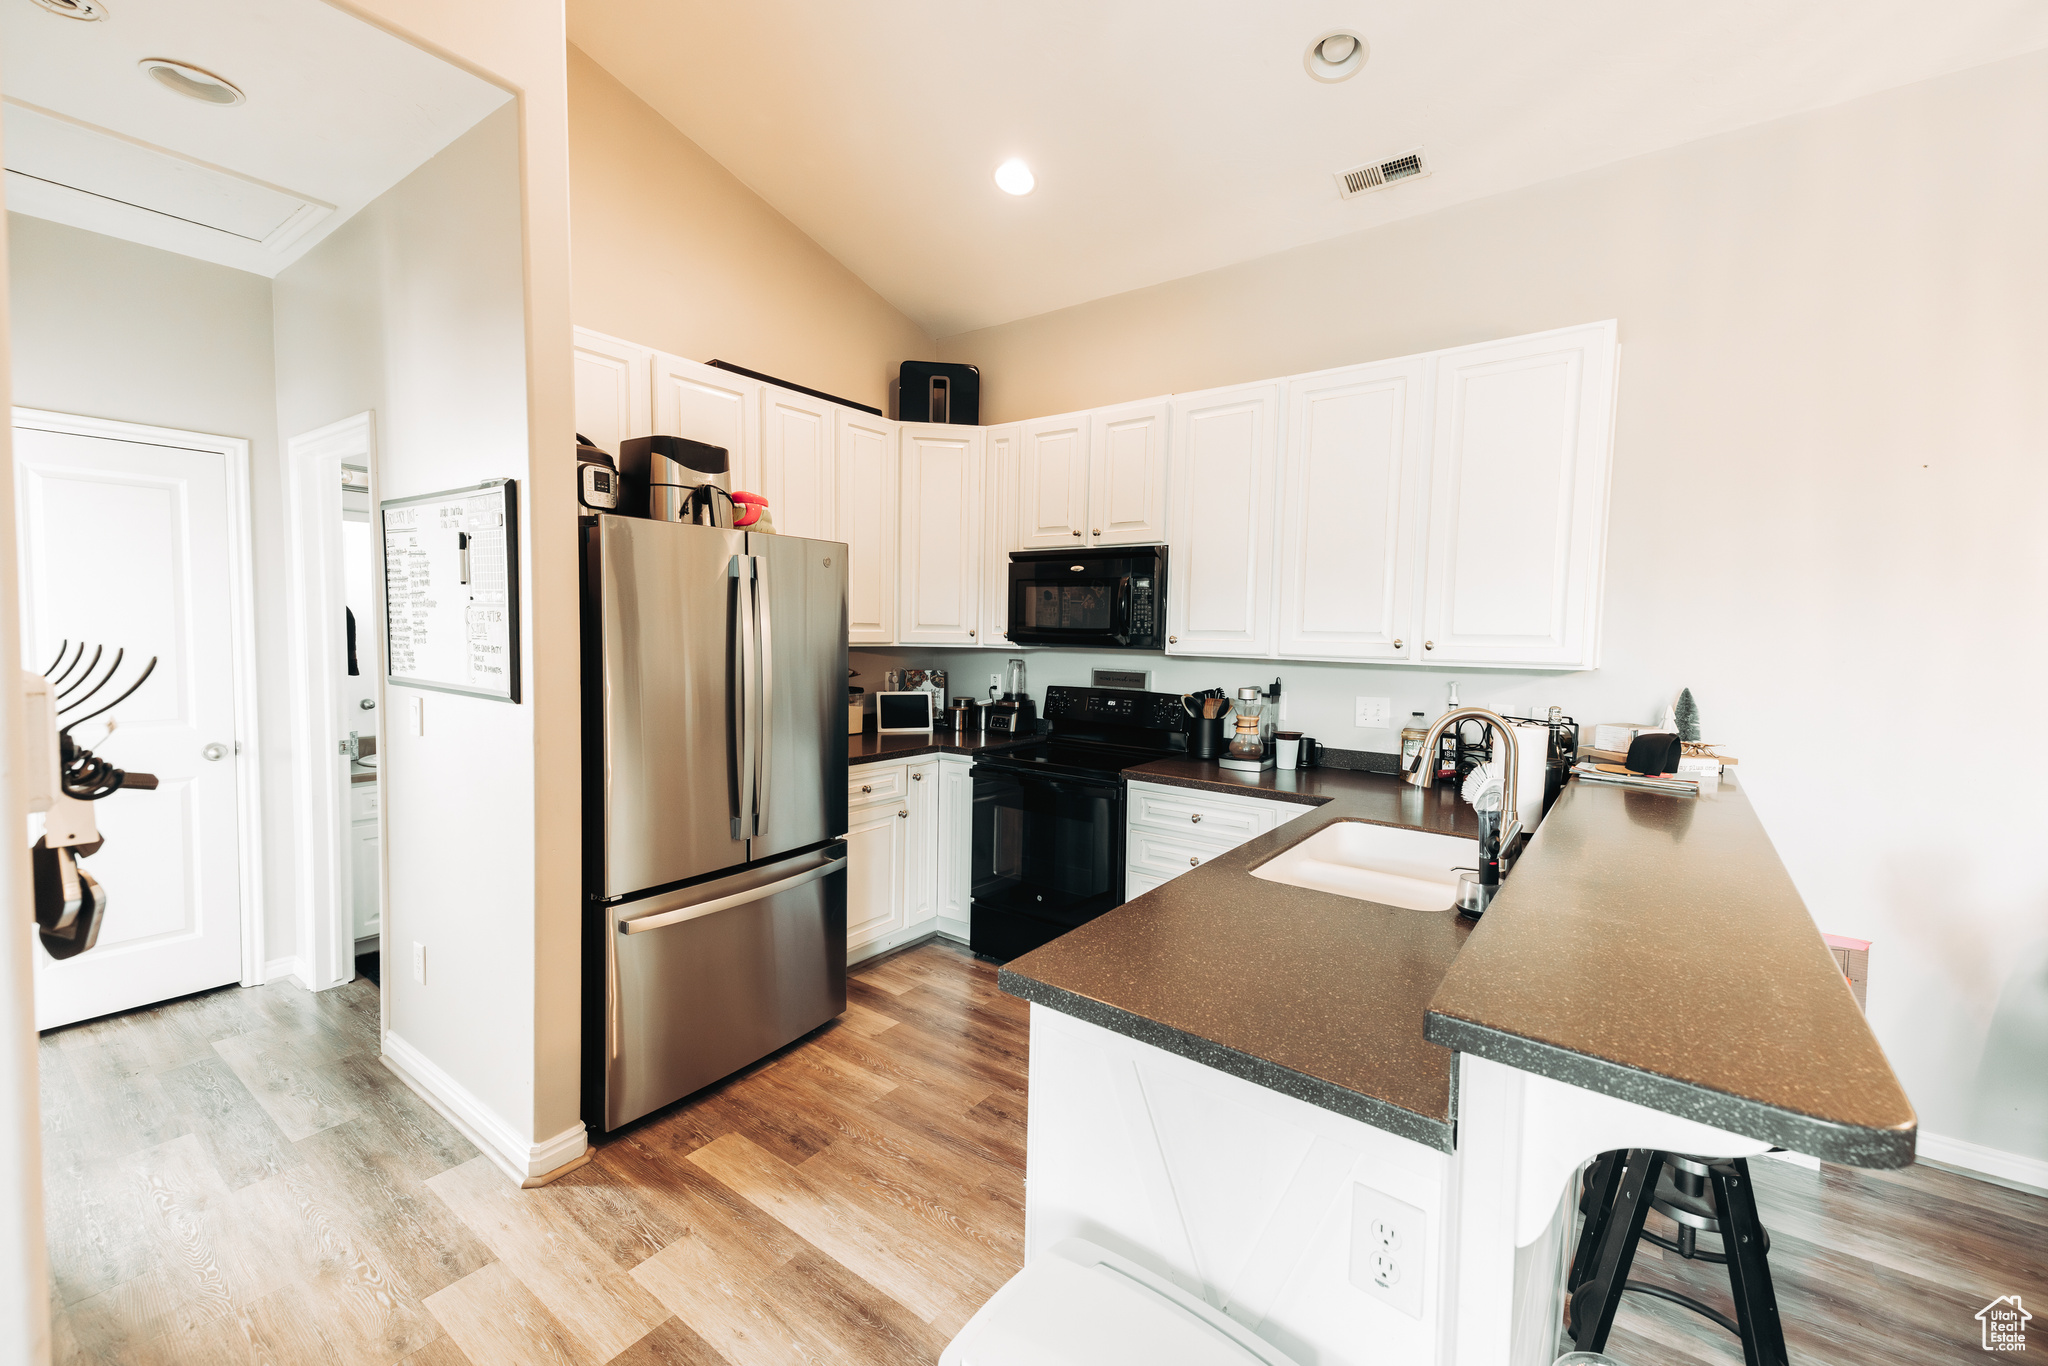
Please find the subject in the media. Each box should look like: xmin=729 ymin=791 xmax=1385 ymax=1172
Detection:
xmin=1220 ymin=684 xmax=1273 ymax=770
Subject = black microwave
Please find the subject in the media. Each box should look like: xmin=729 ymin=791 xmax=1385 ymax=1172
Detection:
xmin=1006 ymin=546 xmax=1166 ymax=650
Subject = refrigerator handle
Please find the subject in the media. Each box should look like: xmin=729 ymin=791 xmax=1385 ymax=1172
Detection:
xmin=752 ymin=553 xmax=773 ymax=839
xmin=730 ymin=553 xmax=757 ymax=840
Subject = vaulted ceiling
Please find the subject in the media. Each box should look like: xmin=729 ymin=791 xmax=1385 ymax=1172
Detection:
xmin=569 ymin=0 xmax=2048 ymax=337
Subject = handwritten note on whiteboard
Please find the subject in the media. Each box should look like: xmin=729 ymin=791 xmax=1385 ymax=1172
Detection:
xmin=380 ymin=479 xmax=521 ymax=703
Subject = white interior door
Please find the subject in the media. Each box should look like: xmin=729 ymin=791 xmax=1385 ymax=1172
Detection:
xmin=16 ymin=420 xmax=250 ymax=1031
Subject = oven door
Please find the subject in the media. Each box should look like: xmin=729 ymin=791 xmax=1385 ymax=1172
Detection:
xmin=969 ymin=763 xmax=1124 ymax=960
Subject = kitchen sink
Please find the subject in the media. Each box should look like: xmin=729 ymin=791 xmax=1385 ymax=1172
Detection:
xmin=1248 ymin=820 xmax=1478 ymax=912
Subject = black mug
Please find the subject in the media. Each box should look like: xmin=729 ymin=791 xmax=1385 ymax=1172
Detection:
xmin=1192 ymin=716 xmax=1227 ymax=760
xmin=1299 ymin=737 xmax=1324 ymax=769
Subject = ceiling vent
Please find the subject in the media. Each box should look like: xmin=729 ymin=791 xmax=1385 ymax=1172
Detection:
xmin=1335 ymin=148 xmax=1431 ymax=200
xmin=2 ymin=101 xmax=331 ymax=252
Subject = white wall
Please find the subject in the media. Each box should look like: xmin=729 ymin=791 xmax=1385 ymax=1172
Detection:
xmin=272 ymin=103 xmax=571 ymax=1166
xmin=5 ymin=215 xmax=298 ymax=965
xmin=933 ymin=47 xmax=2048 ymax=1169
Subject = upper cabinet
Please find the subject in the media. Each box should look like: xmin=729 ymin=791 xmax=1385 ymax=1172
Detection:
xmin=1087 ymin=399 xmax=1170 ymax=546
xmin=653 ymin=352 xmax=761 ymax=493
xmin=1016 ymin=413 xmax=1090 ymax=549
xmin=761 ymin=385 xmax=837 ymax=542
xmin=981 ymin=424 xmax=1021 ymax=648
xmin=839 ymin=409 xmax=898 ymax=646
xmin=572 ymin=327 xmax=652 ymax=458
xmin=898 ymin=424 xmax=984 ymax=646
xmin=1419 ymin=321 xmax=1617 ymax=668
xmin=1165 ymin=382 xmax=1283 ymax=657
xmin=1276 ymin=358 xmax=1432 ymax=662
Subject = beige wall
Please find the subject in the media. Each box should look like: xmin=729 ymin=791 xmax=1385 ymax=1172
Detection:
xmin=567 ymin=44 xmax=932 ymax=413
xmin=935 ymin=48 xmax=2048 ymax=1167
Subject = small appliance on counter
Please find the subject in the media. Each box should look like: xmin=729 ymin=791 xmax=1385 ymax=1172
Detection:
xmin=1219 ymin=680 xmax=1282 ymax=772
xmin=618 ymin=435 xmax=735 ymax=526
xmin=1006 ymin=546 xmax=1165 ymax=651
xmin=948 ymin=697 xmax=983 ymax=734
xmin=576 ymin=434 xmax=620 ymax=511
xmin=986 ymin=657 xmax=1037 ymax=735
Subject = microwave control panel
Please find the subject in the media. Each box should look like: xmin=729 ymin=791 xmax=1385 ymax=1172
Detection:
xmin=1130 ymin=574 xmax=1156 ymax=637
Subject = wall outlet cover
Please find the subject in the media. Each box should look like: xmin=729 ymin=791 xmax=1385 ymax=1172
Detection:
xmin=1355 ymin=696 xmax=1393 ymax=729
xmin=1350 ymin=1182 xmax=1425 ymax=1317
xmin=412 ymin=941 xmax=425 ymax=984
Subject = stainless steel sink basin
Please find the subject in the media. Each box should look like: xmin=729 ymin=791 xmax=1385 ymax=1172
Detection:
xmin=1248 ymin=820 xmax=1478 ymax=911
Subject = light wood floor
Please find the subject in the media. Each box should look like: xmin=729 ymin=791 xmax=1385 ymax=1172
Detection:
xmin=40 ymin=938 xmax=2048 ymax=1364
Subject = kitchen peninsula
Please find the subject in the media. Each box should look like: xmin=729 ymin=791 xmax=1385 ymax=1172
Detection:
xmin=1000 ymin=765 xmax=1914 ymax=1366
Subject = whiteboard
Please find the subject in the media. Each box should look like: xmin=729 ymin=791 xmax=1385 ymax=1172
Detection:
xmin=380 ymin=479 xmax=521 ymax=703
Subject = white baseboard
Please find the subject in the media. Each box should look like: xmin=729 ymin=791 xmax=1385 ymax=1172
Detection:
xmin=262 ymin=956 xmax=307 ymax=987
xmin=1918 ymin=1130 xmax=2048 ymax=1196
xmin=381 ymin=1030 xmax=588 ymax=1187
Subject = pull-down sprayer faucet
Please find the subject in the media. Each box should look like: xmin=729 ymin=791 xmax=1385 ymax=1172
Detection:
xmin=1405 ymin=706 xmax=1523 ymax=912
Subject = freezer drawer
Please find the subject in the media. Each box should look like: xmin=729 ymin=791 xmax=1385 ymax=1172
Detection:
xmin=599 ymin=846 xmax=847 ymax=1132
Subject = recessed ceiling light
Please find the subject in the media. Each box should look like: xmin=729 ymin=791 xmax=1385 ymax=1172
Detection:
xmin=994 ymin=158 xmax=1035 ymax=196
xmin=139 ymin=58 xmax=245 ymax=106
xmin=31 ymin=0 xmax=109 ymax=18
xmin=1304 ymin=30 xmax=1368 ymax=83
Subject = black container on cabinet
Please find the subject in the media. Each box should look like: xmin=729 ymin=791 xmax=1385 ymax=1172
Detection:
xmin=899 ymin=361 xmax=981 ymax=425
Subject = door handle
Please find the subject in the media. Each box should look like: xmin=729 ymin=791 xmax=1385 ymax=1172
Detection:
xmin=729 ymin=554 xmax=756 ymax=839
xmin=752 ymin=554 xmax=773 ymax=839
xmin=202 ymin=742 xmax=229 ymax=762
xmin=617 ymin=852 xmax=847 ymax=935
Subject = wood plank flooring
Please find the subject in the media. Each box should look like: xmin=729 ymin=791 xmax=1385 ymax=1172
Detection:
xmin=40 ymin=939 xmax=2048 ymax=1364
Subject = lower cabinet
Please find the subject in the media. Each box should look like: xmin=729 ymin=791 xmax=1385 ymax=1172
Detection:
xmin=847 ymin=755 xmax=975 ymax=966
xmin=349 ymin=782 xmax=380 ymax=943
xmin=1124 ymin=780 xmax=1309 ymax=900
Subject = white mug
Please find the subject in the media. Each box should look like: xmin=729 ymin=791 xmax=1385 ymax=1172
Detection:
xmin=1275 ymin=737 xmax=1301 ymax=769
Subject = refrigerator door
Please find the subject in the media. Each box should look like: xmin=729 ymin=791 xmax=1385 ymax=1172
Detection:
xmin=604 ymin=845 xmax=847 ymax=1130
xmin=745 ymin=531 xmax=849 ymax=863
xmin=595 ymin=515 xmax=750 ymax=898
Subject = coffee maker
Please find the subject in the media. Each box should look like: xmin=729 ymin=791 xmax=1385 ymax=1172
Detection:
xmin=617 ymin=435 xmax=735 ymax=527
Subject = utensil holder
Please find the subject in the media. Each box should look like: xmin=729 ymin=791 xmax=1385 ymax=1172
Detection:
xmin=1192 ymin=716 xmax=1227 ymax=760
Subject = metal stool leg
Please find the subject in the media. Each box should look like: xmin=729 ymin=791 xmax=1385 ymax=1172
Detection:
xmin=1568 ymin=1149 xmax=1665 ymax=1353
xmin=1709 ymin=1158 xmax=1788 ymax=1366
xmin=1569 ymin=1150 xmax=1626 ymax=1296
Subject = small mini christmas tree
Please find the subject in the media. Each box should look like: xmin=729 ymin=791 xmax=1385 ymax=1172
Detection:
xmin=1674 ymin=688 xmax=1700 ymax=742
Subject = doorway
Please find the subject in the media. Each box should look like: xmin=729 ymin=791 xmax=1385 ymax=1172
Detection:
xmin=14 ymin=409 xmax=264 ymax=1031
xmin=341 ymin=462 xmax=383 ymax=981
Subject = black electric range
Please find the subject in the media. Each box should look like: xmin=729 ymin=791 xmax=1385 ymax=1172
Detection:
xmin=968 ymin=686 xmax=1189 ymax=961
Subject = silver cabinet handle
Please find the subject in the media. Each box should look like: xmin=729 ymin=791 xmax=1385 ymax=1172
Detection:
xmin=1393 ymin=639 xmax=1403 ymax=649
xmin=359 ymin=698 xmax=376 ymax=710
xmin=1071 ymin=530 xmax=1082 ymax=538
xmin=1424 ymin=640 xmax=1434 ymax=650
xmin=911 ymin=772 xmax=923 ymax=781
xmin=202 ymin=743 xmax=228 ymax=762
xmin=1189 ymin=856 xmax=1199 ymax=867
xmin=1190 ymin=813 xmax=1202 ymax=824
xmin=1168 ymin=635 xmax=1178 ymax=644
xmin=898 ymin=808 xmax=909 ymax=819
xmin=618 ymin=853 xmax=846 ymax=935
xmin=1092 ymin=529 xmax=1101 ymax=536
xmin=861 ymin=783 xmax=873 ymax=794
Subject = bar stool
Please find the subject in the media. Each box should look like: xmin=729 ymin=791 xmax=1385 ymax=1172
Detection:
xmin=1565 ymin=1149 xmax=1788 ymax=1366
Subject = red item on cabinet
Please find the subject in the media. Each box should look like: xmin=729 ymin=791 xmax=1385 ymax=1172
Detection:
xmin=731 ymin=490 xmax=768 ymax=529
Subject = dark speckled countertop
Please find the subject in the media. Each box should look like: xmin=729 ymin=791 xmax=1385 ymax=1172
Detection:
xmin=1000 ymin=759 xmax=1917 ymax=1166
xmin=848 ymin=728 xmax=1042 ymax=765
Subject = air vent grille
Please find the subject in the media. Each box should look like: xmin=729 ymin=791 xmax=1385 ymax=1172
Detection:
xmin=1335 ymin=148 xmax=1431 ymax=201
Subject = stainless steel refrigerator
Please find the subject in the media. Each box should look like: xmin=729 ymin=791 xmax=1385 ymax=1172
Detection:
xmin=582 ymin=514 xmax=849 ymax=1133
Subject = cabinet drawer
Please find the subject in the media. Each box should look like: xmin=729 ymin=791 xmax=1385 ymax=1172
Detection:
xmin=1128 ymin=782 xmax=1290 ymax=845
xmin=350 ymin=783 xmax=379 ymax=822
xmin=1128 ymin=829 xmax=1235 ymax=882
xmin=849 ymin=764 xmax=907 ymax=806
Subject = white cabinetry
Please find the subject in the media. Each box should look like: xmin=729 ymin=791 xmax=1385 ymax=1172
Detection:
xmin=847 ymin=755 xmax=975 ymax=964
xmin=760 ymin=385 xmax=837 ymax=542
xmin=1277 ymin=358 xmax=1432 ymax=662
xmin=1124 ymin=780 xmax=1308 ymax=900
xmin=1164 ymin=382 xmax=1284 ymax=657
xmin=572 ymin=327 xmax=652 ymax=457
xmin=653 ymin=352 xmax=761 ymax=492
xmin=1087 ymin=399 xmax=1170 ymax=545
xmin=981 ymin=424 xmax=1021 ymax=647
xmin=846 ymin=766 xmax=910 ymax=957
xmin=839 ymin=410 xmax=898 ymax=645
xmin=349 ymin=782 xmax=380 ymax=942
xmin=898 ymin=424 xmax=984 ymax=645
xmin=1419 ymin=321 xmax=1617 ymax=668
xmin=903 ymin=760 xmax=939 ymax=933
xmin=1017 ymin=413 xmax=1091 ymax=550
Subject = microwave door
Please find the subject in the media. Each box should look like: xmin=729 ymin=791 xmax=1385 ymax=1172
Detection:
xmin=597 ymin=516 xmax=749 ymax=897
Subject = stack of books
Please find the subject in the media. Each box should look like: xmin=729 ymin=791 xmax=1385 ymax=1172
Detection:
xmin=1570 ymin=762 xmax=1701 ymax=796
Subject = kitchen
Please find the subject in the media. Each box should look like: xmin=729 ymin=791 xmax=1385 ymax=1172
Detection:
xmin=7 ymin=3 xmax=2048 ymax=1366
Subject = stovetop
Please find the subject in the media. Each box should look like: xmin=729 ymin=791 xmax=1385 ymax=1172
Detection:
xmin=973 ymin=686 xmax=1189 ymax=779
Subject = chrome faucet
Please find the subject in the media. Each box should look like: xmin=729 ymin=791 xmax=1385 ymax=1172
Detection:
xmin=1405 ymin=706 xmax=1523 ymax=910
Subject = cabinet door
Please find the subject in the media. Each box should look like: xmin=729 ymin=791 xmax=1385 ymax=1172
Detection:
xmin=761 ymin=385 xmax=836 ymax=542
xmin=935 ymin=758 xmax=974 ymax=940
xmin=1165 ymin=382 xmax=1283 ymax=657
xmin=1277 ymin=359 xmax=1431 ymax=661
xmin=898 ymin=424 xmax=984 ymax=645
xmin=1016 ymin=413 xmax=1090 ymax=550
xmin=980 ymin=424 xmax=1020 ymax=647
xmin=1419 ymin=321 xmax=1617 ymax=668
xmin=652 ymin=352 xmax=761 ymax=492
xmin=845 ymin=798 xmax=908 ymax=953
xmin=838 ymin=411 xmax=898 ymax=645
xmin=572 ymin=327 xmax=652 ymax=459
xmin=904 ymin=760 xmax=939 ymax=931
xmin=1088 ymin=398 xmax=1169 ymax=546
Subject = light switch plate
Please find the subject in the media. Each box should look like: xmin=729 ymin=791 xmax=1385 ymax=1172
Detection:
xmin=1350 ymin=1183 xmax=1425 ymax=1317
xmin=411 ymin=941 xmax=425 ymax=985
xmin=409 ymin=695 xmax=425 ymax=736
xmin=1355 ymin=696 xmax=1392 ymax=729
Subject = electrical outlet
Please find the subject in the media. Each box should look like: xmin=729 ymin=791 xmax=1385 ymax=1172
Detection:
xmin=1355 ymin=696 xmax=1392 ymax=729
xmin=412 ymin=941 xmax=426 ymax=984
xmin=1350 ymin=1183 xmax=1424 ymax=1317
xmin=409 ymin=695 xmax=425 ymax=736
